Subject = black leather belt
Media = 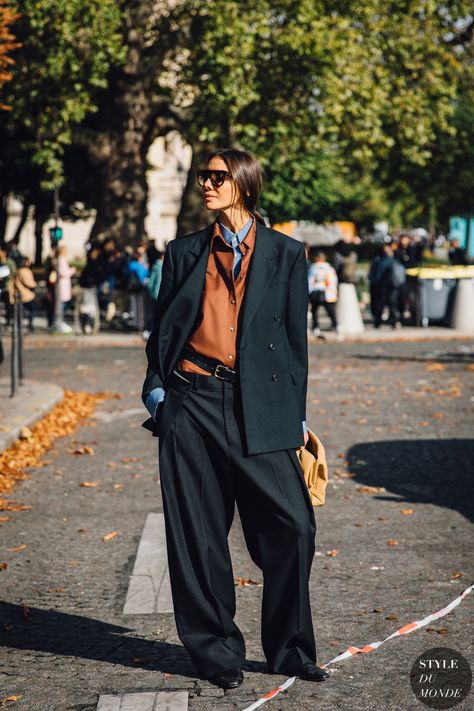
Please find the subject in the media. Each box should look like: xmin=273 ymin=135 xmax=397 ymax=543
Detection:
xmin=181 ymin=348 xmax=239 ymax=382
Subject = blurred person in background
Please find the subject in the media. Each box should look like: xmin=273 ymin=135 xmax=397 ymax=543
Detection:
xmin=369 ymin=244 xmax=404 ymax=329
xmin=5 ymin=241 xmax=25 ymax=268
xmin=78 ymin=243 xmax=104 ymax=334
xmin=98 ymin=238 xmax=120 ymax=321
xmin=333 ymin=239 xmax=358 ymax=285
xmin=146 ymin=237 xmax=160 ymax=269
xmin=8 ymin=256 xmax=37 ymax=332
xmin=57 ymin=244 xmax=76 ymax=333
xmin=147 ymin=249 xmax=164 ymax=301
xmin=448 ymin=238 xmax=468 ymax=266
xmin=127 ymin=245 xmax=149 ymax=333
xmin=143 ymin=249 xmax=164 ymax=340
xmin=0 ymin=247 xmax=15 ymax=326
xmin=394 ymin=233 xmax=417 ymax=320
xmin=44 ymin=245 xmax=76 ymax=333
xmin=395 ymin=233 xmax=418 ymax=269
xmin=308 ymin=251 xmax=340 ymax=339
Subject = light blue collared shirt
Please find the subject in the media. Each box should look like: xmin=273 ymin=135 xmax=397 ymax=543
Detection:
xmin=218 ymin=218 xmax=253 ymax=278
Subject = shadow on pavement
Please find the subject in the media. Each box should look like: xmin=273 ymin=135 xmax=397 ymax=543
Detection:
xmin=0 ymin=602 xmax=267 ymax=677
xmin=347 ymin=439 xmax=474 ymax=523
xmin=0 ymin=603 xmax=193 ymax=677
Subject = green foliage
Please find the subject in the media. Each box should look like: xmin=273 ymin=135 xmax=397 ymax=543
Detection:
xmin=0 ymin=0 xmax=124 ymax=190
xmin=1 ymin=0 xmax=472 ymax=233
xmin=175 ymin=0 xmax=470 ymax=226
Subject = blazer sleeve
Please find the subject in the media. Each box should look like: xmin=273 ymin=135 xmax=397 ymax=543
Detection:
xmin=285 ymin=242 xmax=309 ymax=422
xmin=141 ymin=240 xmax=175 ymax=405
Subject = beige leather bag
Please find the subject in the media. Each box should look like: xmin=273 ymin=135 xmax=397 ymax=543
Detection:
xmin=296 ymin=427 xmax=329 ymax=506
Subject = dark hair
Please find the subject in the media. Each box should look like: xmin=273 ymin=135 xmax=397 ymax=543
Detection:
xmin=207 ymin=148 xmax=265 ymax=224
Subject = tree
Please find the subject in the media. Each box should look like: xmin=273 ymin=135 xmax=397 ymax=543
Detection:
xmin=2 ymin=0 xmax=472 ymax=251
xmin=173 ymin=0 xmax=472 ymax=229
xmin=0 ymin=0 xmax=20 ymax=104
xmin=0 ymin=0 xmax=123 ymax=255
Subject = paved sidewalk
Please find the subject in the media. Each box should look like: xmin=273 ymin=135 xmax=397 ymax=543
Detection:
xmin=6 ymin=325 xmax=474 ymax=351
xmin=310 ymin=325 xmax=474 ymax=343
xmin=0 ymin=378 xmax=64 ymax=452
xmin=0 ymin=339 xmax=473 ymax=710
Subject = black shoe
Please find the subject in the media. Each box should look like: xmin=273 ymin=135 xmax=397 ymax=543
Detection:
xmin=208 ymin=667 xmax=244 ymax=689
xmin=295 ymin=663 xmax=329 ymax=682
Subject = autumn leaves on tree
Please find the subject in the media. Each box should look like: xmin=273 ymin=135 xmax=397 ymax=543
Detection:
xmin=0 ymin=0 xmax=20 ymax=109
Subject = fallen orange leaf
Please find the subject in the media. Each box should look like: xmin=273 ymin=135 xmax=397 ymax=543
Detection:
xmin=80 ymin=481 xmax=101 ymax=488
xmin=326 ymin=549 xmax=340 ymax=557
xmin=356 ymin=485 xmax=386 ymax=494
xmin=0 ymin=562 xmax=7 ymax=570
xmin=234 ymin=577 xmax=262 ymax=586
xmin=387 ymin=539 xmax=399 ymax=546
xmin=401 ymin=509 xmax=414 ymax=515
xmin=7 ymin=544 xmax=26 ymax=553
xmin=103 ymin=531 xmax=119 ymax=542
xmin=70 ymin=445 xmax=95 ymax=456
xmin=451 ymin=571 xmax=463 ymax=580
xmin=0 ymin=516 xmax=10 ymax=522
xmin=425 ymin=362 xmax=446 ymax=372
xmin=385 ymin=614 xmax=398 ymax=620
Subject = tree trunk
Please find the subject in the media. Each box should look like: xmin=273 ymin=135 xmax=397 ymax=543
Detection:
xmin=176 ymin=142 xmax=214 ymax=237
xmin=34 ymin=210 xmax=45 ymax=267
xmin=87 ymin=75 xmax=152 ymax=248
xmin=11 ymin=198 xmax=30 ymax=244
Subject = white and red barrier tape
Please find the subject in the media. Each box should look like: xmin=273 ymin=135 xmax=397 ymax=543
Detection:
xmin=241 ymin=582 xmax=474 ymax=711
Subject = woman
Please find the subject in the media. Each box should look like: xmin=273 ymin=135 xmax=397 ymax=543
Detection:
xmin=308 ymin=251 xmax=340 ymax=339
xmin=142 ymin=149 xmax=328 ymax=689
xmin=8 ymin=257 xmax=37 ymax=332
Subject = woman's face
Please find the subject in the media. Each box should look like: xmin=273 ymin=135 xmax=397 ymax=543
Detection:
xmin=202 ymin=157 xmax=241 ymax=212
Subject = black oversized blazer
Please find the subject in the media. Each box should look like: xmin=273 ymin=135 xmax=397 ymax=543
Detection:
xmin=141 ymin=221 xmax=309 ymax=455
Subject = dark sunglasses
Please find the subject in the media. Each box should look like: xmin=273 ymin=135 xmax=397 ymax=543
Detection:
xmin=196 ymin=169 xmax=232 ymax=188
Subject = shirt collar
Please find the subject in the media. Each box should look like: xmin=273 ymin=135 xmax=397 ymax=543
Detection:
xmin=217 ymin=217 xmax=255 ymax=247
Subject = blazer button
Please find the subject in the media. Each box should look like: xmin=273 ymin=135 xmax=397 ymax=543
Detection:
xmin=269 ymin=343 xmax=275 ymax=350
xmin=272 ymin=373 xmax=278 ymax=381
xmin=273 ymin=314 xmax=280 ymax=321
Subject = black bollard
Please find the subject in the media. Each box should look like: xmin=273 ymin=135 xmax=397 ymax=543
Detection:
xmin=10 ymin=294 xmax=19 ymax=397
xmin=17 ymin=293 xmax=24 ymax=384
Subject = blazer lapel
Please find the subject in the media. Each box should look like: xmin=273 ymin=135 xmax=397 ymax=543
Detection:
xmin=158 ymin=225 xmax=212 ymax=376
xmin=240 ymin=222 xmax=279 ymax=340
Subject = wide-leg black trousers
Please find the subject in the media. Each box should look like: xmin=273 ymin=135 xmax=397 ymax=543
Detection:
xmin=158 ymin=370 xmax=317 ymax=678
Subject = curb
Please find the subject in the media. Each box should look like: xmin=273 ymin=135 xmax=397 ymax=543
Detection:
xmin=0 ymin=379 xmax=64 ymax=453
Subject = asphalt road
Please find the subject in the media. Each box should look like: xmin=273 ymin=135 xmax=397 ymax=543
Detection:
xmin=1 ymin=337 xmax=473 ymax=711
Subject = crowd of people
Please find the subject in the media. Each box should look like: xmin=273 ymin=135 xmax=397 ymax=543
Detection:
xmin=0 ymin=237 xmax=164 ymax=337
xmin=77 ymin=237 xmax=164 ymax=336
xmin=303 ymin=231 xmax=450 ymax=336
xmin=0 ymin=229 xmax=471 ymax=337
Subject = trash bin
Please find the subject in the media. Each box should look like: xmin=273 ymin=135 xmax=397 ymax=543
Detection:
xmin=406 ymin=265 xmax=474 ymax=327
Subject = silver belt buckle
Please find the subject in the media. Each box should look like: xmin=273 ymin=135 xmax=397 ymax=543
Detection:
xmin=214 ymin=364 xmax=227 ymax=380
